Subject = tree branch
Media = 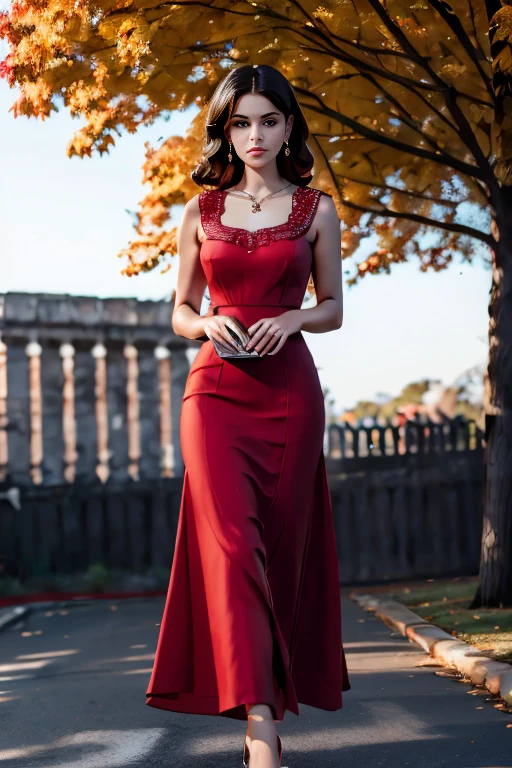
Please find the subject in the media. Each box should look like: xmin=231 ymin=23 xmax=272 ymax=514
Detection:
xmin=360 ymin=72 xmax=454 ymax=156
xmin=284 ymin=0 xmax=412 ymax=60
xmin=311 ymin=134 xmax=495 ymax=249
xmin=295 ymin=87 xmax=488 ymax=181
xmin=307 ymin=161 xmax=462 ymax=208
xmin=428 ymin=0 xmax=494 ymax=102
xmin=365 ymin=0 xmax=499 ymax=195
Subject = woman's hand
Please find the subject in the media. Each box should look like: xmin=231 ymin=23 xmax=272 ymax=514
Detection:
xmin=246 ymin=310 xmax=303 ymax=356
xmin=203 ymin=315 xmax=246 ymax=353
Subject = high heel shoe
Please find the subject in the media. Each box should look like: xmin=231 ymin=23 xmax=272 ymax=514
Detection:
xmin=242 ymin=732 xmax=283 ymax=767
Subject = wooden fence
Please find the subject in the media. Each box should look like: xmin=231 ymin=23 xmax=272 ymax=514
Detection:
xmin=327 ymin=415 xmax=485 ymax=582
xmin=0 ymin=416 xmax=485 ymax=586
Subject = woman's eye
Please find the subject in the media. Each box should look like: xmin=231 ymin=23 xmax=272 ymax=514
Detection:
xmin=233 ymin=120 xmax=277 ymax=128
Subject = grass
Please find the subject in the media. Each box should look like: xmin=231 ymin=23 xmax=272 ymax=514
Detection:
xmin=352 ymin=576 xmax=512 ymax=664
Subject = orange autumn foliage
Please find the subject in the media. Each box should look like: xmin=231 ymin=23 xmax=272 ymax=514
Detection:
xmin=0 ymin=0 xmax=510 ymax=285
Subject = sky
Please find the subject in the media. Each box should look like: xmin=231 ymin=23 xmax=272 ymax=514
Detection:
xmin=0 ymin=63 xmax=491 ymax=414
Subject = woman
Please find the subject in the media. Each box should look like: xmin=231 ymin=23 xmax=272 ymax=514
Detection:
xmin=146 ymin=63 xmax=351 ymax=768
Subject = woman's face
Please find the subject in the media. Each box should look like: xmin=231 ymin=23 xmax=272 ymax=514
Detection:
xmin=225 ymin=93 xmax=293 ymax=169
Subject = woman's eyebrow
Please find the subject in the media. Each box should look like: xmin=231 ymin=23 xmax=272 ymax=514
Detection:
xmin=230 ymin=112 xmax=280 ymax=119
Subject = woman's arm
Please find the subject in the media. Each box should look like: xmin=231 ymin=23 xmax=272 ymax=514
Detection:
xmin=171 ymin=195 xmax=210 ymax=341
xmin=298 ymin=193 xmax=343 ymax=333
xmin=171 ymin=196 xmax=245 ymax=352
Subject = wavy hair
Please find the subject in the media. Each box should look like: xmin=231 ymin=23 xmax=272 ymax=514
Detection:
xmin=191 ymin=64 xmax=314 ymax=189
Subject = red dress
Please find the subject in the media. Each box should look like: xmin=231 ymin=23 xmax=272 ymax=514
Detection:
xmin=146 ymin=185 xmax=351 ymax=721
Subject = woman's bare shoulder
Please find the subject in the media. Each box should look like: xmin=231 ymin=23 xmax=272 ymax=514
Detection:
xmin=315 ymin=190 xmax=337 ymax=217
xmin=308 ymin=187 xmax=337 ymax=214
xmin=184 ymin=189 xmax=217 ymax=215
xmin=308 ymin=189 xmax=338 ymax=242
xmin=304 ymin=187 xmax=335 ymax=211
xmin=184 ymin=192 xmax=202 ymax=213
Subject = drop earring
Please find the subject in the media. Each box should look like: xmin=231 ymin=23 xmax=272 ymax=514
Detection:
xmin=284 ymin=139 xmax=290 ymax=157
xmin=228 ymin=140 xmax=233 ymax=163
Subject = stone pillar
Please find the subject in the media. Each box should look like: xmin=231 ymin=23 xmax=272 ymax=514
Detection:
xmin=155 ymin=345 xmax=174 ymax=477
xmin=60 ymin=343 xmax=78 ymax=484
xmin=92 ymin=343 xmax=109 ymax=483
xmin=124 ymin=344 xmax=140 ymax=481
xmin=26 ymin=341 xmax=43 ymax=485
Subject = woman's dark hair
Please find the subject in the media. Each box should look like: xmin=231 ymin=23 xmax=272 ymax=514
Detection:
xmin=191 ymin=64 xmax=314 ymax=189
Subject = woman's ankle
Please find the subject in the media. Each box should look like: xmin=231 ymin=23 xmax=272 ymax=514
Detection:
xmin=246 ymin=721 xmax=279 ymax=743
xmin=246 ymin=705 xmax=277 ymax=733
xmin=247 ymin=708 xmax=278 ymax=753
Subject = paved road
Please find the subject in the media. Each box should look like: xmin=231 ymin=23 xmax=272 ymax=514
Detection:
xmin=0 ymin=591 xmax=510 ymax=767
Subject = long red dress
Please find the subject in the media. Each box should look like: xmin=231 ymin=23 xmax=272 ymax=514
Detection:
xmin=146 ymin=184 xmax=351 ymax=722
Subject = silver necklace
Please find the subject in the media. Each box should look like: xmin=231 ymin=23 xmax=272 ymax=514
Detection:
xmin=227 ymin=182 xmax=293 ymax=213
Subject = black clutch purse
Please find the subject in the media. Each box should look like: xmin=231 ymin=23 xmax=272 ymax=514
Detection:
xmin=211 ymin=317 xmax=261 ymax=359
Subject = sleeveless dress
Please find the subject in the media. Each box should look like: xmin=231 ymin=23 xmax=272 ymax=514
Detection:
xmin=145 ymin=184 xmax=351 ymax=722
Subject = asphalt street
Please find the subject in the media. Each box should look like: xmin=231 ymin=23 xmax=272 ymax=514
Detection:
xmin=0 ymin=591 xmax=510 ymax=767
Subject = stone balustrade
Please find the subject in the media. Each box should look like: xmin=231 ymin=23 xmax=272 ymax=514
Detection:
xmin=0 ymin=292 xmax=198 ymax=485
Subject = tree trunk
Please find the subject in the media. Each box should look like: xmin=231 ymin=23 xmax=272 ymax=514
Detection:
xmin=470 ymin=185 xmax=512 ymax=608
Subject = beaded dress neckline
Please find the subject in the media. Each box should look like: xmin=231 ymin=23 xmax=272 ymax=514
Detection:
xmin=199 ymin=185 xmax=323 ymax=252
xmin=218 ymin=186 xmax=299 ymax=236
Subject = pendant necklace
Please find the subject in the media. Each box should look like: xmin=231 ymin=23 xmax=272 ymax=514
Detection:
xmin=227 ymin=182 xmax=293 ymax=213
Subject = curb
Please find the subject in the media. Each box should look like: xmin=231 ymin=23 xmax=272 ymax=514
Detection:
xmin=352 ymin=593 xmax=512 ymax=706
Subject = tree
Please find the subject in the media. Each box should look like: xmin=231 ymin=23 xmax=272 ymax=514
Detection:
xmin=1 ymin=0 xmax=511 ymax=605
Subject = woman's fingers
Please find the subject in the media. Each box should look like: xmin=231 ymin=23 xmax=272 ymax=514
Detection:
xmin=225 ymin=322 xmax=246 ymax=348
xmin=222 ymin=326 xmax=244 ymax=350
xmin=207 ymin=316 xmax=285 ymax=354
xmin=267 ymin=335 xmax=286 ymax=355
xmin=259 ymin=331 xmax=283 ymax=356
xmin=205 ymin=324 xmax=236 ymax=352
xmin=229 ymin=318 xmax=250 ymax=346
xmin=212 ymin=317 xmax=243 ymax=351
xmin=246 ymin=320 xmax=273 ymax=350
xmin=248 ymin=326 xmax=282 ymax=354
